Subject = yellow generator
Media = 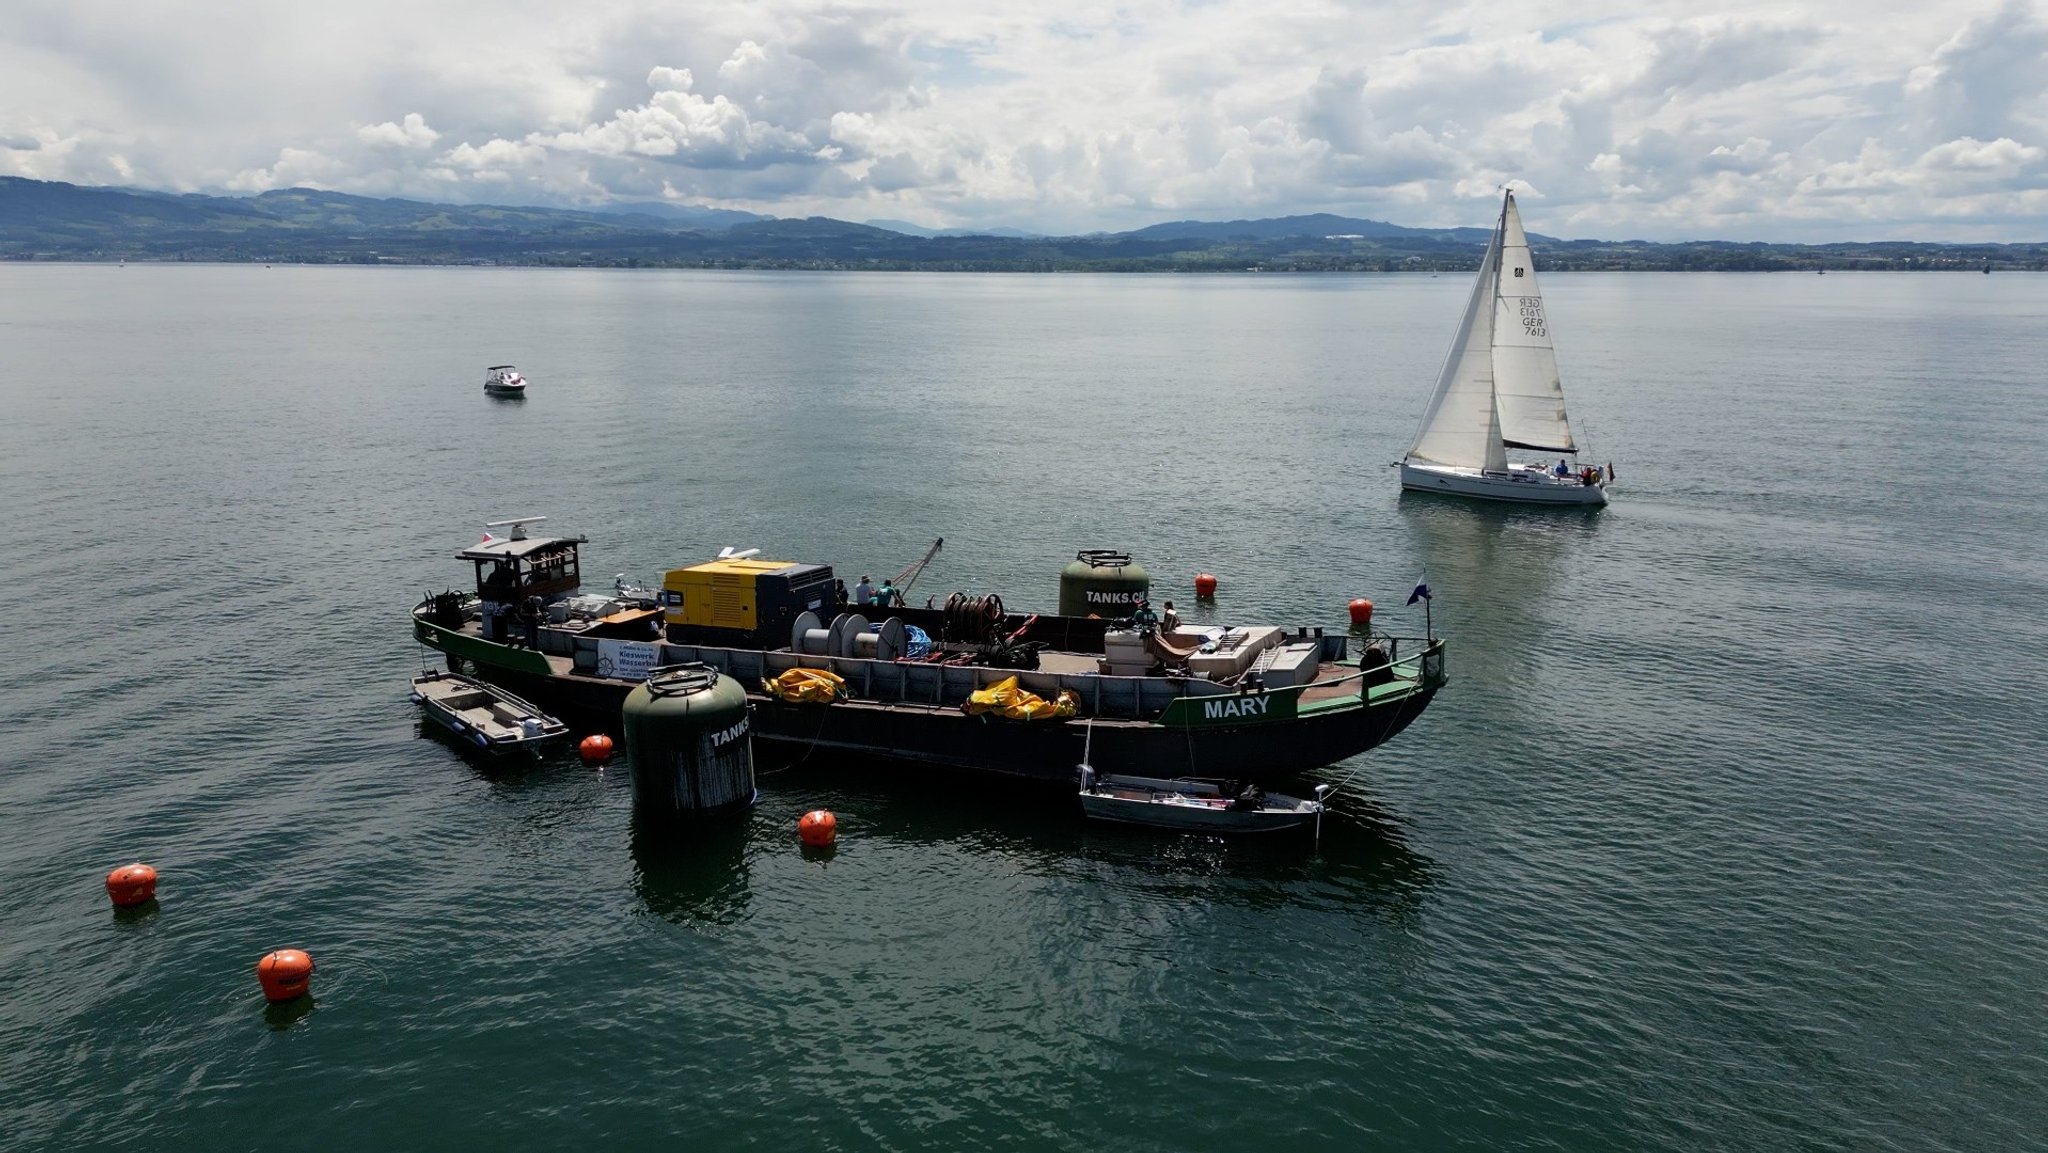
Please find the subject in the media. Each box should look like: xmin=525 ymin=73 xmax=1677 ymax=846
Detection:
xmin=662 ymin=557 xmax=836 ymax=648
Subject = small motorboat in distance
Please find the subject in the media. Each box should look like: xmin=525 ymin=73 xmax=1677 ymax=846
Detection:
xmin=1078 ymin=765 xmax=1331 ymax=835
xmin=411 ymin=669 xmax=568 ymax=754
xmin=484 ymin=365 xmax=527 ymax=397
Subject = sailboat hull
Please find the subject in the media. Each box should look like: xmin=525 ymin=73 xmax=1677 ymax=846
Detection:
xmin=1400 ymin=462 xmax=1608 ymax=506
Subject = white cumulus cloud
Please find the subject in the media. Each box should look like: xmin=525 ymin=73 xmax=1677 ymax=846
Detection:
xmin=0 ymin=0 xmax=2044 ymax=239
xmin=356 ymin=113 xmax=440 ymax=149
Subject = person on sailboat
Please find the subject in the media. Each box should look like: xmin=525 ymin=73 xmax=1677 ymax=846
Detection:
xmin=1554 ymin=459 xmax=1570 ymax=477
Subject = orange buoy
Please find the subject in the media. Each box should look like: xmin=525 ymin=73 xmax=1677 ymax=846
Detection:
xmin=1348 ymin=598 xmax=1374 ymax=628
xmin=798 ymin=809 xmax=837 ymax=847
xmin=105 ymin=862 xmax=158 ymax=908
xmin=256 ymin=949 xmax=315 ymax=1003
xmin=578 ymin=733 xmax=615 ymax=764
xmin=1194 ymin=572 xmax=1218 ymax=598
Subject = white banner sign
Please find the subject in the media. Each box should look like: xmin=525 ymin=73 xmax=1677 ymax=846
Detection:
xmin=596 ymin=639 xmax=663 ymax=682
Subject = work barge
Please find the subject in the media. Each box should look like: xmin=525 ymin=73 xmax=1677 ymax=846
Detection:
xmin=411 ymin=524 xmax=1447 ymax=784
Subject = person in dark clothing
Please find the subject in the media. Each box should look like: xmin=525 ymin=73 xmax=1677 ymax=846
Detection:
xmin=1130 ymin=599 xmax=1158 ymax=631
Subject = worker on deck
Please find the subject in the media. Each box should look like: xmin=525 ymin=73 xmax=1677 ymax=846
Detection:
xmin=1130 ymin=599 xmax=1158 ymax=632
xmin=1160 ymin=600 xmax=1181 ymax=632
xmin=876 ymin=579 xmax=901 ymax=608
xmin=854 ymin=575 xmax=875 ymax=605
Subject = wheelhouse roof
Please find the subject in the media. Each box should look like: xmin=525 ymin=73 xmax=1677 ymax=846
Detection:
xmin=457 ymin=535 xmax=579 ymax=562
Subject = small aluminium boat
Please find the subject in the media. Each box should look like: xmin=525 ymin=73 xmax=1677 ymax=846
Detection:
xmin=484 ymin=365 xmax=527 ymax=397
xmin=1078 ymin=765 xmax=1331 ymax=835
xmin=411 ymin=669 xmax=568 ymax=754
xmin=1400 ymin=188 xmax=1609 ymax=505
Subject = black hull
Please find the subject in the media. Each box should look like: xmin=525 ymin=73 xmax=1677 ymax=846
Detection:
xmin=466 ymin=661 xmax=1438 ymax=785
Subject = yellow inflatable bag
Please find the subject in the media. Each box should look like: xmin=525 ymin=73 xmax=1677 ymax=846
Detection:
xmin=762 ymin=668 xmax=847 ymax=703
xmin=963 ymin=676 xmax=1079 ymax=721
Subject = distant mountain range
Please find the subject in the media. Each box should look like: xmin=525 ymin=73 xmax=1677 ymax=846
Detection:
xmin=864 ymin=218 xmax=1044 ymax=238
xmin=1119 ymin=213 xmax=1496 ymax=244
xmin=3 ymin=176 xmax=2042 ymax=272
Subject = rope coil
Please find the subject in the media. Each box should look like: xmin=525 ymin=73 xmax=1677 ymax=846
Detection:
xmin=942 ymin=592 xmax=1006 ymax=644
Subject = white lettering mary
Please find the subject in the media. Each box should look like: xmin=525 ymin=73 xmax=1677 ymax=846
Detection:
xmin=1201 ymin=696 xmax=1271 ymax=720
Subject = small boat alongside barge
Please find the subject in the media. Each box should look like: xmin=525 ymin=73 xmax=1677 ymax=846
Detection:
xmin=410 ymin=669 xmax=569 ymax=755
xmin=410 ymin=522 xmax=1447 ymax=784
xmin=1078 ymin=767 xmax=1331 ymax=834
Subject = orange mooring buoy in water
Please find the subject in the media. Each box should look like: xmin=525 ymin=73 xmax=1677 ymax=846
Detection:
xmin=1194 ymin=572 xmax=1218 ymax=598
xmin=1348 ymin=598 xmax=1374 ymax=628
xmin=105 ymin=863 xmax=158 ymax=908
xmin=798 ymin=809 xmax=837 ymax=847
xmin=256 ymin=949 xmax=315 ymax=1003
xmin=579 ymin=733 xmax=614 ymax=764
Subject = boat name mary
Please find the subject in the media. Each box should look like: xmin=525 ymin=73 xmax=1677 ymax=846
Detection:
xmin=1203 ymin=695 xmax=1273 ymax=719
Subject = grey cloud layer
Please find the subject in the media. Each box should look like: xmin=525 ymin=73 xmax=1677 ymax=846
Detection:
xmin=2 ymin=0 xmax=2043 ymax=239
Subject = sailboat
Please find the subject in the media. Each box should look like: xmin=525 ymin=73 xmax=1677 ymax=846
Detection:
xmin=1400 ymin=189 xmax=1608 ymax=506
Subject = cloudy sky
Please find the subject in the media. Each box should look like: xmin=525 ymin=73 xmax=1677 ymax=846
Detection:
xmin=3 ymin=0 xmax=2045 ymax=240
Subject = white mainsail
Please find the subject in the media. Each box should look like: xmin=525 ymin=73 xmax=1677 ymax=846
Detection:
xmin=1490 ymin=192 xmax=1577 ymax=453
xmin=1405 ymin=213 xmax=1509 ymax=472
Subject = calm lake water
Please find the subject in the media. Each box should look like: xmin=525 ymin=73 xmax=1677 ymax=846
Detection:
xmin=1 ymin=265 xmax=2043 ymax=1151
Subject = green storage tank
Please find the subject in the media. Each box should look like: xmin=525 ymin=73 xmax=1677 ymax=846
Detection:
xmin=1058 ymin=550 xmax=1150 ymax=617
xmin=623 ymin=664 xmax=756 ymax=818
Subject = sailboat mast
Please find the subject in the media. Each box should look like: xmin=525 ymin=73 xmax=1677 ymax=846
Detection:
xmin=1404 ymin=193 xmax=1511 ymax=473
xmin=1492 ymin=188 xmax=1581 ymax=457
xmin=1496 ymin=191 xmax=1511 ymax=267
xmin=1492 ymin=189 xmax=1510 ymax=302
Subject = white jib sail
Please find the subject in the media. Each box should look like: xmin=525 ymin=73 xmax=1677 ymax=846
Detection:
xmin=1490 ymin=192 xmax=1577 ymax=454
xmin=1406 ymin=208 xmax=1509 ymax=472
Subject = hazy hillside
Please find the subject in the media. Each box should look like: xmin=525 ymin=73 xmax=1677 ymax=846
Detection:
xmin=1123 ymin=213 xmax=1495 ymax=244
xmin=4 ymin=177 xmax=2043 ymax=271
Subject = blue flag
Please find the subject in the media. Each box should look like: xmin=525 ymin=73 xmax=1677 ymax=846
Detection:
xmin=1407 ymin=581 xmax=1431 ymax=606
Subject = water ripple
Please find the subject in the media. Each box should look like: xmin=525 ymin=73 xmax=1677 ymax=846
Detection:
xmin=3 ymin=268 xmax=2046 ymax=1151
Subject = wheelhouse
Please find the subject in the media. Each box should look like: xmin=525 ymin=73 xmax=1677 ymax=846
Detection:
xmin=459 ymin=532 xmax=586 ymax=608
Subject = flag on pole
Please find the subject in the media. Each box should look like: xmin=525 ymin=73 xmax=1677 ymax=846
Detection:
xmin=1407 ymin=580 xmax=1431 ymax=606
xmin=480 ymin=532 xmax=497 ymax=545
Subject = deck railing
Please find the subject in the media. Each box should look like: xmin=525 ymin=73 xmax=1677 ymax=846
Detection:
xmin=421 ymin=594 xmax=1447 ymax=720
xmin=600 ymin=629 xmax=1443 ymax=721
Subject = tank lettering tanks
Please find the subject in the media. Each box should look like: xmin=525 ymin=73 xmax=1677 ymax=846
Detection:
xmin=1058 ymin=550 xmax=1150 ymax=617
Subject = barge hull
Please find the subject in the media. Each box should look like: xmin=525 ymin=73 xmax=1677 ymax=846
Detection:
xmin=463 ymin=660 xmax=1438 ymax=784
